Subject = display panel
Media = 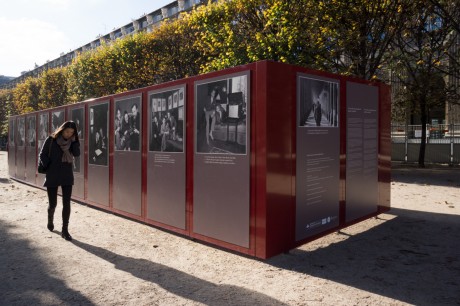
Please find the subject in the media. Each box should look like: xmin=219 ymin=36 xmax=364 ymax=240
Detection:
xmin=296 ymin=74 xmax=340 ymax=241
xmin=147 ymin=86 xmax=186 ymax=228
xmin=113 ymin=95 xmax=142 ymax=216
xmin=89 ymin=104 xmax=108 ymax=166
xmin=346 ymin=82 xmax=379 ymax=221
xmin=193 ymin=71 xmax=251 ymax=248
xmin=114 ymin=97 xmax=141 ymax=151
xmin=38 ymin=113 xmax=49 ymax=151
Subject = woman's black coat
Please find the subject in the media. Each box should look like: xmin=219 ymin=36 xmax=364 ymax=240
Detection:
xmin=39 ymin=136 xmax=80 ymax=187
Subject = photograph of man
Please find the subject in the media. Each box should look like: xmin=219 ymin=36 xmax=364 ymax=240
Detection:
xmin=167 ymin=111 xmax=177 ymax=141
xmin=299 ymin=77 xmax=339 ymax=128
xmin=130 ymin=104 xmax=140 ymax=151
xmin=27 ymin=117 xmax=36 ymax=147
xmin=150 ymin=115 xmax=161 ymax=151
xmin=196 ymin=75 xmax=248 ymax=154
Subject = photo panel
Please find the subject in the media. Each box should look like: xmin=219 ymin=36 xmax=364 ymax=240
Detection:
xmin=52 ymin=110 xmax=65 ymax=132
xmin=295 ymin=74 xmax=341 ymax=241
xmin=17 ymin=117 xmax=25 ymax=147
xmin=89 ymin=103 xmax=108 ymax=166
xmin=298 ymin=77 xmax=339 ymax=128
xmin=195 ymin=74 xmax=249 ymax=154
xmin=27 ymin=116 xmax=36 ymax=147
xmin=114 ymin=96 xmax=141 ymax=151
xmin=149 ymin=88 xmax=185 ymax=153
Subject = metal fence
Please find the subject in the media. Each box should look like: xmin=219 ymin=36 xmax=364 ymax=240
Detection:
xmin=391 ymin=124 xmax=460 ymax=164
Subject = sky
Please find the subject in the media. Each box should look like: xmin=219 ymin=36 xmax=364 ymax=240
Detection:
xmin=0 ymin=0 xmax=173 ymax=77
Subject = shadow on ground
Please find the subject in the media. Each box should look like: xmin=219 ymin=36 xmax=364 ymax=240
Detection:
xmin=0 ymin=220 xmax=94 ymax=305
xmin=268 ymin=208 xmax=460 ymax=305
xmin=391 ymin=163 xmax=460 ymax=187
xmin=71 ymin=239 xmax=288 ymax=306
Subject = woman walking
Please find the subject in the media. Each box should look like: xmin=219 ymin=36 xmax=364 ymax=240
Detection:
xmin=39 ymin=121 xmax=80 ymax=241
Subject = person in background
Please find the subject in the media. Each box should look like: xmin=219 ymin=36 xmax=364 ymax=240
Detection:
xmin=39 ymin=121 xmax=80 ymax=241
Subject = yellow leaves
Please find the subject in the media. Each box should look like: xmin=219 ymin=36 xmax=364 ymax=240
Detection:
xmin=417 ymin=60 xmax=425 ymax=65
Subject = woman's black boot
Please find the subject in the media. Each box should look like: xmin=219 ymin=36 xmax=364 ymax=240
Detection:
xmin=47 ymin=208 xmax=55 ymax=232
xmin=61 ymin=224 xmax=72 ymax=241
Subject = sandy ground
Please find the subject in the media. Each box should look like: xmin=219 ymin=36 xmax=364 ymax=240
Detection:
xmin=0 ymin=150 xmax=459 ymax=306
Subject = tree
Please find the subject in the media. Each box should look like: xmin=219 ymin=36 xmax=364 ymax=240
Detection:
xmin=0 ymin=89 xmax=14 ymax=138
xmin=312 ymin=0 xmax=406 ymax=80
xmin=12 ymin=77 xmax=41 ymax=114
xmin=391 ymin=0 xmax=455 ymax=167
xmin=39 ymin=67 xmax=68 ymax=109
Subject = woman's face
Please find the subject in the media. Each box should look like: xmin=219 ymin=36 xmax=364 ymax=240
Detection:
xmin=117 ymin=109 xmax=121 ymax=118
xmin=124 ymin=113 xmax=129 ymax=122
xmin=62 ymin=128 xmax=75 ymax=140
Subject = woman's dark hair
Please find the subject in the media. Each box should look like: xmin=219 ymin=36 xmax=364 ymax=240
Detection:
xmin=51 ymin=120 xmax=79 ymax=142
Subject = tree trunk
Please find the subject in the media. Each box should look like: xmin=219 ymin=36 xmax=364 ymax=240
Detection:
xmin=418 ymin=99 xmax=427 ymax=167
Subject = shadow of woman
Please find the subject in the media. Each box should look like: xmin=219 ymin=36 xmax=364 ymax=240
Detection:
xmin=72 ymin=239 xmax=288 ymax=306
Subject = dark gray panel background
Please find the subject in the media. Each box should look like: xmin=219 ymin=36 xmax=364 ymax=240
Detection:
xmin=193 ymin=155 xmax=250 ymax=247
xmin=346 ymin=82 xmax=379 ymax=222
xmin=147 ymin=153 xmax=185 ymax=228
xmin=16 ymin=147 xmax=25 ymax=181
xmin=87 ymin=165 xmax=109 ymax=206
xmin=25 ymin=145 xmax=36 ymax=184
xmin=296 ymin=74 xmax=340 ymax=241
xmin=113 ymin=151 xmax=142 ymax=215
xmin=72 ymin=154 xmax=84 ymax=199
xmin=193 ymin=72 xmax=250 ymax=248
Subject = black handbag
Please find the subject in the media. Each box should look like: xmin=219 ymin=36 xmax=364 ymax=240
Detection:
xmin=38 ymin=138 xmax=53 ymax=174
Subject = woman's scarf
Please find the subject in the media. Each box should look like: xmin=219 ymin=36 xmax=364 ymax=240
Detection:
xmin=56 ymin=135 xmax=74 ymax=163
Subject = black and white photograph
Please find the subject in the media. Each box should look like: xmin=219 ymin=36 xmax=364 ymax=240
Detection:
xmin=70 ymin=108 xmax=84 ymax=139
xmin=27 ymin=117 xmax=36 ymax=147
xmin=17 ymin=117 xmax=25 ymax=147
xmin=114 ymin=97 xmax=141 ymax=151
xmin=89 ymin=103 xmax=108 ymax=166
xmin=298 ymin=77 xmax=339 ymax=128
xmin=149 ymin=88 xmax=184 ymax=152
xmin=195 ymin=74 xmax=248 ymax=154
xmin=52 ymin=110 xmax=64 ymax=131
